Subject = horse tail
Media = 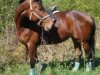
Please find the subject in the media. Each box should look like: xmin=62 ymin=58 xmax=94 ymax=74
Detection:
xmin=15 ymin=0 xmax=29 ymax=25
xmin=89 ymin=18 xmax=96 ymax=57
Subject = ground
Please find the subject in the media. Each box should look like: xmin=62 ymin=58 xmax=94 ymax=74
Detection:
xmin=1 ymin=50 xmax=100 ymax=75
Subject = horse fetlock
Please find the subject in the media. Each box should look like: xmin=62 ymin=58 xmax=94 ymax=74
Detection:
xmin=30 ymin=61 xmax=36 ymax=68
xmin=86 ymin=59 xmax=94 ymax=71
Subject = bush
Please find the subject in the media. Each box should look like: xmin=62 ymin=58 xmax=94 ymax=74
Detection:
xmin=43 ymin=0 xmax=100 ymax=20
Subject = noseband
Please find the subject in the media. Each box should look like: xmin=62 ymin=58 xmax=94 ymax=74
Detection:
xmin=29 ymin=0 xmax=50 ymax=26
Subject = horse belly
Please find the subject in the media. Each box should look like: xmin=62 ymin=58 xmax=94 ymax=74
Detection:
xmin=47 ymin=28 xmax=70 ymax=44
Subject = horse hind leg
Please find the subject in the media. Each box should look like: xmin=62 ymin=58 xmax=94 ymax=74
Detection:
xmin=82 ymin=40 xmax=94 ymax=71
xmin=72 ymin=37 xmax=82 ymax=71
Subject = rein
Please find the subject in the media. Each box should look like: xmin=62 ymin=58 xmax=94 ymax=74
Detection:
xmin=29 ymin=0 xmax=50 ymax=26
xmin=40 ymin=28 xmax=46 ymax=45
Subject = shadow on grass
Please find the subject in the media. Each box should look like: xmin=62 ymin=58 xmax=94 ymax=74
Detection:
xmin=41 ymin=57 xmax=100 ymax=72
xmin=94 ymin=49 xmax=100 ymax=67
xmin=40 ymin=50 xmax=100 ymax=75
xmin=41 ymin=59 xmax=81 ymax=71
xmin=95 ymin=57 xmax=100 ymax=67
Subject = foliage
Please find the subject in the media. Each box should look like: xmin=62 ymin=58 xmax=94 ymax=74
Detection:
xmin=0 ymin=48 xmax=17 ymax=72
xmin=0 ymin=0 xmax=18 ymax=33
xmin=1 ymin=50 xmax=100 ymax=75
xmin=43 ymin=0 xmax=100 ymax=20
xmin=0 ymin=0 xmax=18 ymax=72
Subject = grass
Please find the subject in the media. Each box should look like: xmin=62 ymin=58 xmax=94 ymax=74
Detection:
xmin=0 ymin=50 xmax=100 ymax=75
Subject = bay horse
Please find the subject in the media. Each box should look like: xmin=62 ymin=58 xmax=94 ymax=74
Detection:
xmin=15 ymin=0 xmax=96 ymax=75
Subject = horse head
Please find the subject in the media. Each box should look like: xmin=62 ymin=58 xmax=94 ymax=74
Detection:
xmin=29 ymin=0 xmax=53 ymax=31
xmin=16 ymin=0 xmax=53 ymax=31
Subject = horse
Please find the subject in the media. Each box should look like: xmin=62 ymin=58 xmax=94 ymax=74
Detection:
xmin=15 ymin=0 xmax=96 ymax=75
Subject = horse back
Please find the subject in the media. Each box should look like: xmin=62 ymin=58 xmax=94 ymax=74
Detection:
xmin=53 ymin=10 xmax=94 ymax=40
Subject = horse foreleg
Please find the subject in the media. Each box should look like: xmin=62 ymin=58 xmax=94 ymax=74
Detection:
xmin=27 ymin=43 xmax=37 ymax=75
xmin=82 ymin=41 xmax=93 ymax=71
xmin=72 ymin=37 xmax=82 ymax=71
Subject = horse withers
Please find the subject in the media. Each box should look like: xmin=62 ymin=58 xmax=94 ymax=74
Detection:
xmin=15 ymin=0 xmax=96 ymax=74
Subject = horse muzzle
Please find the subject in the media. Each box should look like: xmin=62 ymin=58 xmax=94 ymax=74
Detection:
xmin=44 ymin=25 xmax=52 ymax=31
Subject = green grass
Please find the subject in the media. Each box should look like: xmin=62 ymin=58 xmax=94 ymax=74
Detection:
xmin=0 ymin=64 xmax=29 ymax=75
xmin=1 ymin=64 xmax=100 ymax=75
xmin=0 ymin=50 xmax=100 ymax=75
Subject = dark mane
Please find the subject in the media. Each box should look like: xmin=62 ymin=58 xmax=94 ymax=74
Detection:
xmin=19 ymin=0 xmax=26 ymax=4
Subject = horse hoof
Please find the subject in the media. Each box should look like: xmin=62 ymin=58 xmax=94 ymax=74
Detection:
xmin=86 ymin=62 xmax=93 ymax=72
xmin=72 ymin=62 xmax=80 ymax=71
xmin=30 ymin=68 xmax=35 ymax=75
xmin=86 ymin=67 xmax=92 ymax=72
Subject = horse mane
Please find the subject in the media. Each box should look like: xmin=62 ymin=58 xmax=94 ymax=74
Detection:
xmin=19 ymin=0 xmax=26 ymax=4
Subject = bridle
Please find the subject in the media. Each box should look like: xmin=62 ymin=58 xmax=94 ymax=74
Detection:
xmin=29 ymin=0 xmax=50 ymax=26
